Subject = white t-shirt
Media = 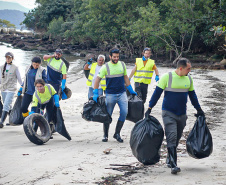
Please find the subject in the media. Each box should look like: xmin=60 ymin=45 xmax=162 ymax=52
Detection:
xmin=88 ymin=64 xmax=102 ymax=89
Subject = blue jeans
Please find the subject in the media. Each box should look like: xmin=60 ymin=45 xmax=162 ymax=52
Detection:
xmin=1 ymin=91 xmax=15 ymax=112
xmin=88 ymin=87 xmax=103 ymax=99
xmin=105 ymin=92 xmax=128 ymax=122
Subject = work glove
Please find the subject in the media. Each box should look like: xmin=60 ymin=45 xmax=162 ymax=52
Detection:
xmin=145 ymin=108 xmax=152 ymax=118
xmin=29 ymin=111 xmax=35 ymax=115
xmin=195 ymin=108 xmax=205 ymax=118
xmin=54 ymin=94 xmax=60 ymax=108
xmin=126 ymin=85 xmax=137 ymax=95
xmin=87 ymin=58 xmax=92 ymax=65
xmin=93 ymin=89 xmax=99 ymax=103
xmin=142 ymin=56 xmax=147 ymax=61
xmin=155 ymin=75 xmax=159 ymax=82
xmin=61 ymin=79 xmax=66 ymax=91
xmin=17 ymin=87 xmax=23 ymax=96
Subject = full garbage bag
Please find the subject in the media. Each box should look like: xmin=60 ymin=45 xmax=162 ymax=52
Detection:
xmin=186 ymin=115 xmax=213 ymax=159
xmin=82 ymin=96 xmax=112 ymax=124
xmin=52 ymin=106 xmax=71 ymax=140
xmin=58 ymin=87 xmax=72 ymax=100
xmin=9 ymin=96 xmax=24 ymax=125
xmin=126 ymin=95 xmax=144 ymax=123
xmin=130 ymin=115 xmax=164 ymax=165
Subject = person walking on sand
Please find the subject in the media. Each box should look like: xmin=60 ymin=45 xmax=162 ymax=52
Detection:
xmin=0 ymin=52 xmax=23 ymax=128
xmin=145 ymin=58 xmax=205 ymax=174
xmin=17 ymin=56 xmax=47 ymax=118
xmin=129 ymin=47 xmax=159 ymax=103
xmin=93 ymin=48 xmax=137 ymax=143
xmin=43 ymin=49 xmax=67 ymax=93
xmin=84 ymin=55 xmax=106 ymax=99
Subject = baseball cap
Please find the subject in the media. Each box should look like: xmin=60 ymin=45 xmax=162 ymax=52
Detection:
xmin=5 ymin=52 xmax=14 ymax=58
xmin=55 ymin=49 xmax=63 ymax=54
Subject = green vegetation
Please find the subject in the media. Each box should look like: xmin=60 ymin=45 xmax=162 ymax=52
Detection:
xmin=23 ymin=0 xmax=226 ymax=59
xmin=0 ymin=19 xmax=16 ymax=31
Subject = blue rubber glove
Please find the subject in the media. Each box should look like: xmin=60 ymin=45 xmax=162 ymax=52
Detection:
xmin=126 ymin=85 xmax=137 ymax=95
xmin=29 ymin=111 xmax=35 ymax=115
xmin=93 ymin=89 xmax=99 ymax=103
xmin=155 ymin=75 xmax=159 ymax=82
xmin=53 ymin=94 xmax=60 ymax=107
xmin=62 ymin=91 xmax=67 ymax=100
xmin=142 ymin=56 xmax=147 ymax=61
xmin=17 ymin=87 xmax=23 ymax=96
xmin=61 ymin=79 xmax=66 ymax=91
xmin=87 ymin=58 xmax=92 ymax=65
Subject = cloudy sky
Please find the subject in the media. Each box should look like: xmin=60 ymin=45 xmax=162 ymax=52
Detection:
xmin=1 ymin=0 xmax=37 ymax=9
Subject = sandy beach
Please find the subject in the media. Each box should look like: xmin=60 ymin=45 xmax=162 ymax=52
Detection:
xmin=0 ymin=65 xmax=226 ymax=185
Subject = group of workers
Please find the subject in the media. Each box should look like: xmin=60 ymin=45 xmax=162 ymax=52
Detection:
xmin=84 ymin=47 xmax=205 ymax=174
xmin=0 ymin=49 xmax=66 ymax=129
xmin=0 ymin=46 xmax=205 ymax=174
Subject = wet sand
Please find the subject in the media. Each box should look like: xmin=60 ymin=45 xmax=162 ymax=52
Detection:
xmin=0 ymin=66 xmax=225 ymax=185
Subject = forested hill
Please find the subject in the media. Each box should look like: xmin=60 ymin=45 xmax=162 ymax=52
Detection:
xmin=0 ymin=9 xmax=26 ymax=29
xmin=21 ymin=0 xmax=226 ymax=61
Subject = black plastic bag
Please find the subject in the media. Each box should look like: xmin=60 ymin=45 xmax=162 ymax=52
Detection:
xmin=130 ymin=115 xmax=164 ymax=165
xmin=82 ymin=96 xmax=112 ymax=124
xmin=186 ymin=115 xmax=213 ymax=159
xmin=126 ymin=95 xmax=144 ymax=123
xmin=9 ymin=96 xmax=24 ymax=125
xmin=0 ymin=96 xmax=3 ymax=117
xmin=52 ymin=106 xmax=71 ymax=141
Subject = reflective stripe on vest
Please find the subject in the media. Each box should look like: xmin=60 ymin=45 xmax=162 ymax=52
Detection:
xmin=35 ymin=84 xmax=52 ymax=104
xmin=86 ymin=63 xmax=106 ymax=90
xmin=164 ymin=72 xmax=192 ymax=92
xmin=105 ymin=61 xmax=125 ymax=78
xmin=134 ymin=58 xmax=154 ymax=84
xmin=47 ymin=58 xmax=64 ymax=73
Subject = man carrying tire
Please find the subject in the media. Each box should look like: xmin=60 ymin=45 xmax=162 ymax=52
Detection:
xmin=93 ymin=48 xmax=137 ymax=143
xmin=145 ymin=58 xmax=205 ymax=174
xmin=30 ymin=79 xmax=60 ymax=137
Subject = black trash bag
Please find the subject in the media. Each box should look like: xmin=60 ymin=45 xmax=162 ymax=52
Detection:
xmin=186 ymin=115 xmax=213 ymax=159
xmin=58 ymin=86 xmax=72 ymax=100
xmin=82 ymin=96 xmax=112 ymax=124
xmin=52 ymin=106 xmax=71 ymax=141
xmin=83 ymin=62 xmax=90 ymax=79
xmin=61 ymin=57 xmax=70 ymax=72
xmin=130 ymin=115 xmax=164 ymax=165
xmin=126 ymin=95 xmax=144 ymax=123
xmin=0 ymin=96 xmax=3 ymax=117
xmin=9 ymin=96 xmax=24 ymax=125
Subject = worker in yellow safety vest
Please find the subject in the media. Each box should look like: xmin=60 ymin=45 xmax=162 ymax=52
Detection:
xmin=84 ymin=55 xmax=106 ymax=99
xmin=129 ymin=47 xmax=159 ymax=103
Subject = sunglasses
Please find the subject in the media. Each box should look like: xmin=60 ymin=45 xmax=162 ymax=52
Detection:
xmin=111 ymin=48 xmax=119 ymax=53
xmin=143 ymin=47 xmax=151 ymax=52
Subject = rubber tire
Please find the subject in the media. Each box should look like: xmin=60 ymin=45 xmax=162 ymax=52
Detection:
xmin=23 ymin=113 xmax=51 ymax=145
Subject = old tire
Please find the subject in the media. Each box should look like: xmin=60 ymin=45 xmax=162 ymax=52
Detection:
xmin=23 ymin=113 xmax=51 ymax=145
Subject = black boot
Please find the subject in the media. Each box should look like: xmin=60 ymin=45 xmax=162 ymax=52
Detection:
xmin=6 ymin=110 xmax=11 ymax=126
xmin=113 ymin=120 xmax=124 ymax=143
xmin=102 ymin=123 xmax=110 ymax=142
xmin=0 ymin=111 xmax=8 ymax=128
xmin=167 ymin=146 xmax=181 ymax=174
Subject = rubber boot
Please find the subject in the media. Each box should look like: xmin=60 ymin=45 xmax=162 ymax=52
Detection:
xmin=167 ymin=146 xmax=181 ymax=174
xmin=113 ymin=120 xmax=124 ymax=143
xmin=102 ymin=123 xmax=110 ymax=142
xmin=0 ymin=111 xmax=8 ymax=128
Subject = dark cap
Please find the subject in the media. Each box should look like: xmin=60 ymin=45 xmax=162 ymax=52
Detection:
xmin=5 ymin=52 xmax=14 ymax=58
xmin=55 ymin=49 xmax=63 ymax=54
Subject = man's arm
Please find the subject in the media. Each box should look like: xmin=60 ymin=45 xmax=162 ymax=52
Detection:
xmin=94 ymin=76 xmax=101 ymax=89
xmin=84 ymin=64 xmax=90 ymax=70
xmin=43 ymin=54 xmax=54 ymax=61
xmin=129 ymin=65 xmax=137 ymax=79
xmin=154 ymin=67 xmax=159 ymax=76
xmin=63 ymin=74 xmax=66 ymax=80
xmin=124 ymin=75 xmax=131 ymax=86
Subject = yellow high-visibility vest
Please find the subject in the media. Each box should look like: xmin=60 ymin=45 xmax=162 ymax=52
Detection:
xmin=86 ymin=62 xmax=106 ymax=90
xmin=134 ymin=58 xmax=155 ymax=84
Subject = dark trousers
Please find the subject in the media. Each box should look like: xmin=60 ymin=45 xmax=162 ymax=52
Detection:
xmin=37 ymin=97 xmax=55 ymax=123
xmin=134 ymin=82 xmax=148 ymax=103
xmin=48 ymin=81 xmax=61 ymax=94
xmin=21 ymin=93 xmax=33 ymax=114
